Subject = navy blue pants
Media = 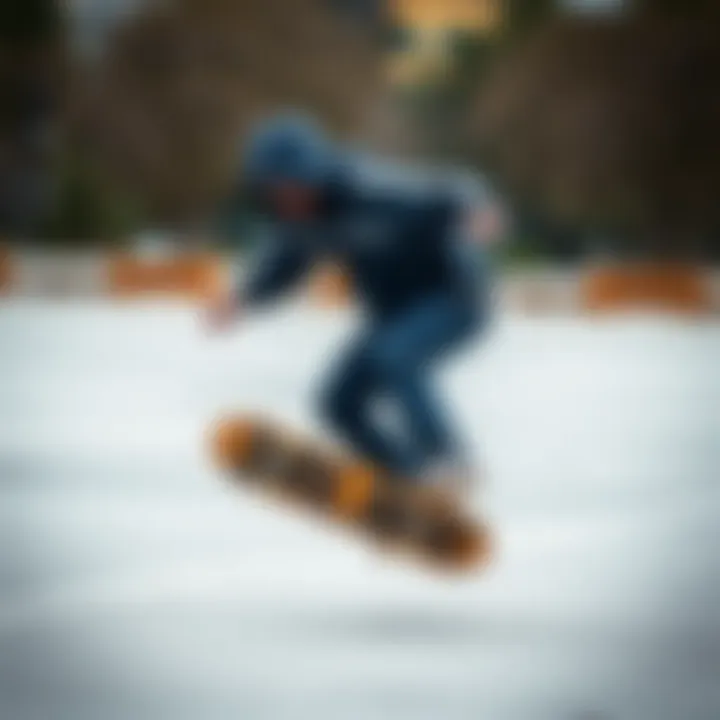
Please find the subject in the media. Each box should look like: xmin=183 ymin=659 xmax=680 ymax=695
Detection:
xmin=318 ymin=295 xmax=481 ymax=477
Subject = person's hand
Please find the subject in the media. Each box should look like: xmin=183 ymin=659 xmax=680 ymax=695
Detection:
xmin=204 ymin=290 xmax=242 ymax=334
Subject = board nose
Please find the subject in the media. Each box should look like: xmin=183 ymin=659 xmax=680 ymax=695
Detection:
xmin=210 ymin=416 xmax=257 ymax=469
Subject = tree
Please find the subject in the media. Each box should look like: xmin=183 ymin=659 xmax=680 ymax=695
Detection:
xmin=475 ymin=7 xmax=720 ymax=259
xmin=67 ymin=0 xmax=382 ymax=229
xmin=0 ymin=0 xmax=63 ymax=236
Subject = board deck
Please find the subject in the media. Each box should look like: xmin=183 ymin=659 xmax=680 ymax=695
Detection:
xmin=210 ymin=416 xmax=492 ymax=572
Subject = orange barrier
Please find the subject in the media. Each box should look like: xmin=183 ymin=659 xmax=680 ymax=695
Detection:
xmin=309 ymin=262 xmax=353 ymax=307
xmin=108 ymin=253 xmax=226 ymax=301
xmin=0 ymin=246 xmax=11 ymax=294
xmin=581 ymin=263 xmax=713 ymax=315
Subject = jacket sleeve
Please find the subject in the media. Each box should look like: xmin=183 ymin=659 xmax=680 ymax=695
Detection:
xmin=236 ymin=226 xmax=314 ymax=307
xmin=429 ymin=191 xmax=494 ymax=319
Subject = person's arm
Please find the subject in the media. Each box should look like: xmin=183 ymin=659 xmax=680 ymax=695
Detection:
xmin=235 ymin=226 xmax=314 ymax=308
xmin=206 ymin=225 xmax=314 ymax=332
xmin=424 ymin=188 xmax=496 ymax=319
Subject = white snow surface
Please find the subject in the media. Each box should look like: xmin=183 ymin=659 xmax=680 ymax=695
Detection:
xmin=0 ymin=299 xmax=719 ymax=720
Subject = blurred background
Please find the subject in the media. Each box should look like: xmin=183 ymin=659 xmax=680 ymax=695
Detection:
xmin=0 ymin=2 xmax=719 ymax=720
xmin=0 ymin=0 xmax=718 ymax=265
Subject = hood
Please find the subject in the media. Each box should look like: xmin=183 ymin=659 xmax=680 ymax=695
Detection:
xmin=242 ymin=113 xmax=336 ymax=190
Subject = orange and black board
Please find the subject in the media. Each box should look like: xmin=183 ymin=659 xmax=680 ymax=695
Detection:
xmin=210 ymin=416 xmax=492 ymax=573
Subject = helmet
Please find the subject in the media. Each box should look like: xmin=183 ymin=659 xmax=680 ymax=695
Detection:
xmin=242 ymin=112 xmax=334 ymax=189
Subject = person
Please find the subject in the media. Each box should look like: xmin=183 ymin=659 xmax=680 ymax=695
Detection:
xmin=207 ymin=113 xmax=502 ymax=503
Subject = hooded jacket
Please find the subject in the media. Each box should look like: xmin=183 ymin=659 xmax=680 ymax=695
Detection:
xmin=237 ymin=115 xmax=493 ymax=322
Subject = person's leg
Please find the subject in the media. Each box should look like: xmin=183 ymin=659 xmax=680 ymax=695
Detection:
xmin=366 ymin=296 xmax=480 ymax=477
xmin=317 ymin=333 xmax=415 ymax=472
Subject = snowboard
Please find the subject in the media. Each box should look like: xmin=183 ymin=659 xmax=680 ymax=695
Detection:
xmin=210 ymin=415 xmax=492 ymax=573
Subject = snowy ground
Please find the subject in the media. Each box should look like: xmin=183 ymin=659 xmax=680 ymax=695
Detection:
xmin=0 ymin=299 xmax=718 ymax=720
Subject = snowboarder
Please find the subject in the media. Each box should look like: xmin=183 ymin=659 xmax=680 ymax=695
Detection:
xmin=207 ymin=113 xmax=503 ymax=503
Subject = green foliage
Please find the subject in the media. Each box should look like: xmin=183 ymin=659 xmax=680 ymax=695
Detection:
xmin=496 ymin=237 xmax=545 ymax=267
xmin=43 ymin=154 xmax=145 ymax=245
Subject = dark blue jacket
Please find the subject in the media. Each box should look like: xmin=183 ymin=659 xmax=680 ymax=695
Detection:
xmin=239 ymin=159 xmax=493 ymax=322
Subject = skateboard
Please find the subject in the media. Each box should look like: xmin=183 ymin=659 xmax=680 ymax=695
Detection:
xmin=210 ymin=415 xmax=492 ymax=573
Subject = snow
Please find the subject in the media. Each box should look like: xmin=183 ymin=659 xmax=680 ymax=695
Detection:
xmin=0 ymin=299 xmax=719 ymax=720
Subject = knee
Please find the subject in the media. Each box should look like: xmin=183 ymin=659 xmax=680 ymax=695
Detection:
xmin=367 ymin=343 xmax=409 ymax=380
